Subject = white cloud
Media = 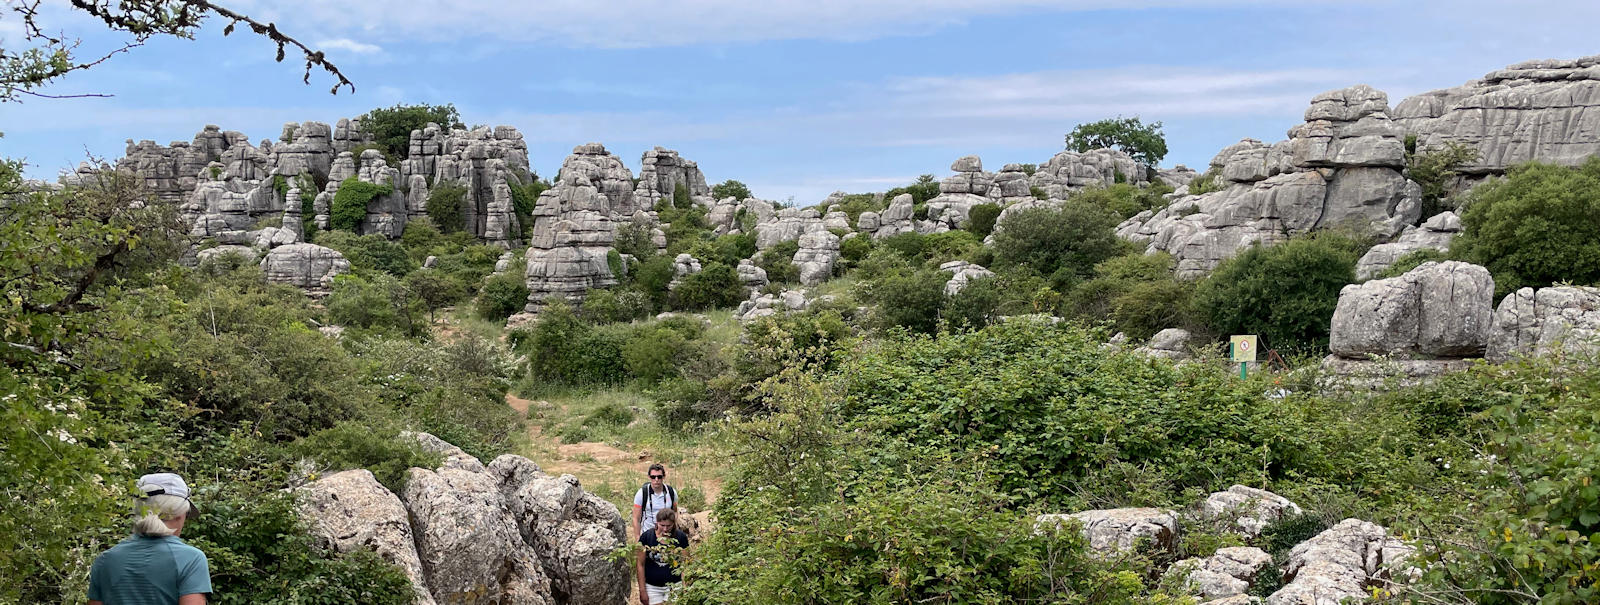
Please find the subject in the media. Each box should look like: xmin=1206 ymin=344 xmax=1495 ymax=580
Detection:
xmin=315 ymin=37 xmax=384 ymax=54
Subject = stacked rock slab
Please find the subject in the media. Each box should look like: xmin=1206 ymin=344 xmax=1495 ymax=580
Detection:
xmin=400 ymin=123 xmax=530 ymax=247
xmin=118 ymin=125 xmax=248 ymax=204
xmin=1487 ymin=285 xmax=1600 ymax=362
xmin=1165 ymin=547 xmax=1273 ymax=602
xmin=1119 ymin=86 xmax=1421 ymax=279
xmin=1325 ymin=261 xmax=1494 ymax=381
xmin=523 ymin=147 xmax=625 ymax=312
xmin=1201 ymin=485 xmax=1304 ymax=539
xmin=259 ymin=243 xmax=350 ymax=295
xmin=295 ymin=435 xmax=629 ymax=605
xmin=1395 ymin=55 xmax=1600 ymax=175
xmin=1354 ymin=211 xmax=1461 ymax=279
xmin=1029 ymin=148 xmax=1149 ymax=200
xmin=314 ymin=149 xmax=409 ymax=239
xmin=756 ymin=207 xmax=827 ymax=249
xmin=1266 ymin=519 xmax=1414 ymax=605
xmin=634 ymin=147 xmax=711 ymax=210
xmin=939 ymin=260 xmax=994 ymax=296
xmin=792 ymin=230 xmax=841 ymax=286
xmin=1036 ymin=508 xmax=1179 ymax=553
xmin=923 ymin=156 xmax=995 ymax=230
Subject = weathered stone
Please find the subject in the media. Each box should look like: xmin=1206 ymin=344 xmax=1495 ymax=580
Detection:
xmin=634 ymin=147 xmax=710 ymax=210
xmin=793 ymin=230 xmax=840 ymax=286
xmin=1266 ymin=519 xmax=1414 ymax=605
xmin=1166 ymin=547 xmax=1274 ymax=601
xmin=1030 ymin=148 xmax=1149 ymax=199
xmin=938 ymin=260 xmax=994 ymax=296
xmin=488 ymin=456 xmax=628 ymax=605
xmin=1487 ymin=285 xmax=1600 ymax=362
xmin=196 ymin=245 xmax=258 ymax=266
xmin=405 ymin=430 xmax=486 ymax=473
xmin=755 ymin=207 xmax=826 ymax=249
xmin=258 ymin=243 xmax=349 ymax=293
xmin=402 ymin=467 xmax=553 ymax=605
xmin=1201 ymin=485 xmax=1303 ymax=538
xmin=1136 ymin=328 xmax=1195 ymax=360
xmin=296 ymin=470 xmax=435 ymax=605
xmin=1355 ymin=211 xmax=1461 ymax=279
xmin=1037 ymin=508 xmax=1178 ymax=553
xmin=1328 ymin=261 xmax=1495 ymax=358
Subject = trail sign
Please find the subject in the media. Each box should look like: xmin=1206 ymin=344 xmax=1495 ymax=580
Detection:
xmin=1229 ymin=335 xmax=1257 ymax=363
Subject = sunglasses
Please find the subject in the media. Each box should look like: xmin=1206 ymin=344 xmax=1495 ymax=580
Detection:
xmin=649 ymin=474 xmax=664 ymax=479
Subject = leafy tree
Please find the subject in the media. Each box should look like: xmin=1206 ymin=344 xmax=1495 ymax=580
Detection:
xmin=966 ymin=203 xmax=1001 ymax=237
xmin=671 ymin=262 xmax=744 ymax=311
xmin=2 ymin=0 xmax=351 ymax=102
xmin=427 ymin=180 xmax=468 ymax=233
xmin=329 ymin=177 xmax=393 ymax=232
xmin=404 ymin=269 xmax=467 ymax=322
xmin=1065 ymin=117 xmax=1168 ymax=167
xmin=314 ymin=231 xmax=416 ymax=277
xmin=1192 ymin=234 xmax=1363 ymax=355
xmin=673 ymin=182 xmax=693 ymax=209
xmin=475 ymin=271 xmax=529 ymax=320
xmin=711 ymin=179 xmax=752 ymax=201
xmin=858 ymin=268 xmax=947 ymax=334
xmin=1406 ymin=140 xmax=1479 ymax=217
xmin=1453 ymin=158 xmax=1600 ymax=297
xmin=359 ymin=103 xmax=464 ymax=160
xmin=991 ymin=200 xmax=1127 ymax=279
xmin=884 ymin=174 xmax=941 ymax=205
xmin=614 ymin=222 xmax=658 ymax=259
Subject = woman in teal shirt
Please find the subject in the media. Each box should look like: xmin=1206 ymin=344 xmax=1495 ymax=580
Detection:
xmin=88 ymin=473 xmax=211 ymax=605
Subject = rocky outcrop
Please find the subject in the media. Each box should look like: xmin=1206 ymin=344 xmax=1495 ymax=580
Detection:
xmin=737 ymin=289 xmax=810 ymax=321
xmin=792 ymin=230 xmax=840 ymax=286
xmin=867 ymin=194 xmax=916 ymax=239
xmin=1036 ymin=508 xmax=1179 ymax=553
xmin=296 ymin=470 xmax=436 ymax=605
xmin=1395 ymin=55 xmax=1600 ymax=176
xmin=755 ymin=207 xmax=826 ymax=249
xmin=488 ymin=456 xmax=629 ymax=605
xmin=399 ymin=123 xmax=530 ymax=247
xmin=668 ymin=253 xmax=703 ymax=290
xmin=922 ymin=156 xmax=995 ymax=229
xmin=404 ymin=466 xmax=553 ymax=604
xmin=1119 ymin=86 xmax=1422 ymax=279
xmin=938 ymin=260 xmax=993 ymax=296
xmin=523 ymin=146 xmax=625 ymax=312
xmin=1030 ymin=148 xmax=1149 ymax=200
xmin=196 ymin=245 xmax=259 ymax=266
xmin=315 ymin=148 xmax=410 ymax=239
xmin=118 ymin=125 xmax=250 ymax=204
xmin=1328 ymin=261 xmax=1495 ymax=358
xmin=1166 ymin=547 xmax=1274 ymax=602
xmin=1266 ymin=519 xmax=1414 ymax=605
xmin=1136 ymin=328 xmax=1195 ymax=360
xmin=557 ymin=143 xmax=638 ymax=217
xmin=737 ymin=259 xmax=768 ymax=291
xmin=1201 ymin=485 xmax=1304 ymax=539
xmin=1487 ymin=285 xmax=1600 ymax=362
xmin=634 ymin=147 xmax=710 ymax=210
xmin=1354 ymin=211 xmax=1461 ymax=279
xmin=259 ymin=243 xmax=350 ymax=294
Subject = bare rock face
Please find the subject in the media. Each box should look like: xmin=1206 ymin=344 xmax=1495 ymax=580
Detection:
xmin=1166 ymin=546 xmax=1274 ymax=601
xmin=1328 ymin=261 xmax=1495 ymax=359
xmin=1355 ymin=211 xmax=1461 ymax=279
xmin=870 ymin=194 xmax=917 ymax=240
xmin=1030 ymin=148 xmax=1148 ymax=200
xmin=1395 ymin=55 xmax=1600 ymax=175
xmin=792 ymin=230 xmax=841 ymax=286
xmin=403 ymin=466 xmax=553 ymax=605
xmin=755 ymin=207 xmax=827 ymax=249
xmin=737 ymin=259 xmax=768 ymax=291
xmin=634 ymin=147 xmax=711 ymax=210
xmin=1156 ymin=165 xmax=1200 ymax=189
xmin=1136 ymin=328 xmax=1195 ymax=360
xmin=1487 ymin=285 xmax=1600 ymax=362
xmin=398 ymin=123 xmax=530 ymax=247
xmin=296 ymin=470 xmax=436 ymax=605
xmin=489 ymin=456 xmax=629 ymax=605
xmin=1201 ymin=485 xmax=1303 ymax=538
xmin=938 ymin=260 xmax=994 ymax=296
xmin=258 ymin=243 xmax=350 ymax=294
xmin=1037 ymin=508 xmax=1179 ymax=553
xmin=1266 ymin=519 xmax=1414 ymax=605
xmin=523 ymin=149 xmax=625 ymax=311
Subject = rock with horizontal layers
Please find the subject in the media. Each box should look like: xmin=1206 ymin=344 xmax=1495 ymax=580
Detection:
xmin=1030 ymin=148 xmax=1149 ymax=199
xmin=1266 ymin=518 xmax=1414 ymax=605
xmin=1355 ymin=211 xmax=1461 ymax=279
xmin=196 ymin=245 xmax=259 ymax=266
xmin=1036 ymin=508 xmax=1178 ymax=553
xmin=1166 ymin=546 xmax=1274 ymax=601
xmin=258 ymin=243 xmax=349 ymax=293
xmin=938 ymin=260 xmax=994 ymax=296
xmin=634 ymin=147 xmax=711 ymax=210
xmin=870 ymin=194 xmax=917 ymax=239
xmin=1201 ymin=485 xmax=1303 ymax=538
xmin=1328 ymin=261 xmax=1495 ymax=359
xmin=1487 ymin=285 xmax=1600 ymax=362
xmin=755 ymin=207 xmax=826 ymax=249
xmin=792 ymin=230 xmax=840 ymax=286
xmin=296 ymin=470 xmax=435 ymax=605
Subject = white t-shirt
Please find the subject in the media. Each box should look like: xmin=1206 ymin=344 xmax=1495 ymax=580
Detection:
xmin=634 ymin=485 xmax=673 ymax=534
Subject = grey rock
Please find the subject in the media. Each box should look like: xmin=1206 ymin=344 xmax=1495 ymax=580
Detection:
xmin=756 ymin=207 xmax=826 ymax=249
xmin=258 ymin=243 xmax=350 ymax=293
xmin=196 ymin=245 xmax=258 ymax=266
xmin=1487 ymin=285 xmax=1600 ymax=362
xmin=1355 ymin=211 xmax=1461 ymax=279
xmin=488 ymin=456 xmax=628 ymax=605
xmin=1266 ymin=519 xmax=1414 ymax=605
xmin=793 ymin=230 xmax=840 ymax=286
xmin=1030 ymin=148 xmax=1149 ymax=199
xmin=1167 ymin=547 xmax=1274 ymax=601
xmin=402 ymin=467 xmax=553 ymax=605
xmin=296 ymin=470 xmax=435 ymax=605
xmin=1329 ymin=261 xmax=1495 ymax=358
xmin=1201 ymin=485 xmax=1303 ymax=538
xmin=634 ymin=147 xmax=711 ymax=210
xmin=1136 ymin=328 xmax=1195 ymax=360
xmin=938 ymin=260 xmax=994 ymax=296
xmin=1037 ymin=508 xmax=1178 ymax=554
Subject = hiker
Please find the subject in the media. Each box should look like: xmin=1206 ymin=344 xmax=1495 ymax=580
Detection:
xmin=88 ymin=473 xmax=211 ymax=605
xmin=637 ymin=508 xmax=689 ymax=605
xmin=632 ymin=463 xmax=678 ymax=539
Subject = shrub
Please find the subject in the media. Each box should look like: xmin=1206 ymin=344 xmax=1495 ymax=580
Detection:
xmin=1406 ymin=140 xmax=1478 ymax=217
xmin=858 ymin=268 xmax=946 ymax=333
xmin=403 ymin=269 xmax=467 ymax=322
xmin=1110 ymin=279 xmax=1195 ymax=340
xmin=883 ymin=174 xmax=941 ymax=205
xmin=475 ymin=271 xmax=530 ymax=320
xmin=623 ymin=325 xmax=696 ymax=383
xmin=326 ymin=273 xmax=425 ymax=337
xmin=1073 ymin=182 xmax=1170 ymax=219
xmin=944 ymin=276 xmax=1001 ymax=330
xmin=329 ymin=177 xmax=393 ymax=232
xmin=878 ymin=232 xmax=926 ymax=261
xmin=632 ymin=255 xmax=677 ymax=303
xmin=991 ymin=200 xmax=1127 ymax=278
xmin=314 ymin=231 xmax=417 ymax=277
xmin=581 ymin=288 xmax=652 ymax=324
xmin=614 ymin=221 xmax=658 ymax=259
xmin=839 ymin=235 xmax=872 ymax=266
xmin=827 ymin=193 xmax=881 ymax=225
xmin=295 ymin=422 xmax=442 ymax=491
xmin=1192 ymin=234 xmax=1362 ymax=355
xmin=691 ymin=233 xmax=755 ymax=267
xmin=1187 ymin=170 xmax=1223 ymax=195
xmin=967 ymin=203 xmax=1001 ymax=237
xmin=673 ymin=182 xmax=693 ymax=209
xmin=671 ymin=262 xmax=744 ymax=310
xmin=711 ymin=179 xmax=752 ymax=201
xmin=756 ymin=240 xmax=801 ymax=284
xmin=1453 ymin=158 xmax=1600 ymax=297
xmin=426 ymin=180 xmax=468 ymax=233
xmin=517 ymin=302 xmax=626 ymax=387
xmin=359 ymin=103 xmax=463 ymax=159
xmin=921 ymin=230 xmax=983 ymax=265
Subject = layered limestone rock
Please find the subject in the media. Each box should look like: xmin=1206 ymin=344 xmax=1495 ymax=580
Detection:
xmin=737 ymin=289 xmax=810 ymax=321
xmin=755 ymin=207 xmax=827 ymax=249
xmin=523 ymin=151 xmax=623 ymax=311
xmin=315 ymin=149 xmax=410 ymax=239
xmin=923 ymin=156 xmax=996 ymax=229
xmin=1119 ymin=86 xmax=1422 ymax=278
xmin=736 ymin=259 xmax=768 ymax=291
xmin=1355 ymin=211 xmax=1461 ymax=279
xmin=868 ymin=194 xmax=916 ymax=239
xmin=271 ymin=121 xmax=338 ymax=180
xmin=404 ymin=466 xmax=553 ymax=604
xmin=258 ymin=243 xmax=349 ymax=294
xmin=1395 ymin=55 xmax=1600 ymax=175
xmin=1030 ymin=148 xmax=1149 ymax=200
xmin=556 ymin=143 xmax=638 ymax=217
xmin=297 ymin=470 xmax=436 ymax=605
xmin=1036 ymin=508 xmax=1179 ymax=554
xmin=183 ymin=158 xmax=279 ymax=237
xmin=1266 ymin=519 xmax=1414 ymax=605
xmin=634 ymin=147 xmax=711 ymax=210
xmin=487 ymin=456 xmax=629 ymax=605
xmin=706 ymin=197 xmax=774 ymax=236
xmin=1156 ymin=165 xmax=1200 ymax=189
xmin=792 ymin=230 xmax=840 ymax=286
xmin=118 ymin=125 xmax=249 ymax=204
xmin=938 ymin=260 xmax=994 ymax=296
xmin=1201 ymin=485 xmax=1304 ymax=539
xmin=1135 ymin=328 xmax=1196 ymax=360
xmin=1328 ymin=261 xmax=1495 ymax=360
xmin=399 ymin=123 xmax=530 ymax=246
xmin=668 ymin=253 xmax=703 ymax=290
xmin=1166 ymin=547 xmax=1274 ymax=602
xmin=1487 ymin=285 xmax=1600 ymax=362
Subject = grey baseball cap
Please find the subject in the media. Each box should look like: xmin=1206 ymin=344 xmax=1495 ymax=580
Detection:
xmin=138 ymin=473 xmax=198 ymax=516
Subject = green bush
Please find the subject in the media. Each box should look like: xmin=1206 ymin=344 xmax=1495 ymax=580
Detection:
xmin=516 ymin=302 xmax=626 ymax=387
xmin=1187 ymin=170 xmax=1223 ymax=195
xmin=403 ymin=269 xmax=467 ymax=322
xmin=673 ymin=182 xmax=693 ymax=209
xmin=711 ymin=179 xmax=752 ymax=201
xmin=671 ymin=262 xmax=744 ymax=311
xmin=326 ymin=273 xmax=425 ymax=337
xmin=839 ymin=235 xmax=872 ymax=266
xmin=1192 ymin=234 xmax=1362 ymax=355
xmin=756 ymin=240 xmax=801 ymax=284
xmin=967 ymin=203 xmax=1001 ymax=237
xmin=315 ymin=230 xmax=417 ymax=277
xmin=623 ymin=324 xmax=697 ymax=383
xmin=359 ymin=103 xmax=463 ymax=160
xmin=944 ymin=275 xmax=1000 ymax=330
xmin=991 ymin=200 xmax=1127 ymax=278
xmin=1453 ymin=158 xmax=1600 ymax=297
xmin=878 ymin=232 xmax=926 ymax=261
xmin=1406 ymin=140 xmax=1478 ymax=217
xmin=295 ymin=422 xmax=442 ymax=491
xmin=580 ymin=288 xmax=652 ymax=324
xmin=922 ymin=230 xmax=984 ymax=265
xmin=858 ymin=268 xmax=946 ymax=334
xmin=883 ymin=174 xmax=941 ymax=205
xmin=475 ymin=271 xmax=530 ymax=320
xmin=329 ymin=177 xmax=393 ymax=232
xmin=426 ymin=180 xmax=468 ymax=233
xmin=1110 ymin=279 xmax=1195 ymax=340
xmin=1072 ymin=182 xmax=1171 ymax=219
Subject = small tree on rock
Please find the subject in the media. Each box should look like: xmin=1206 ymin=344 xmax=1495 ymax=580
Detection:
xmin=1065 ymin=117 xmax=1168 ymax=167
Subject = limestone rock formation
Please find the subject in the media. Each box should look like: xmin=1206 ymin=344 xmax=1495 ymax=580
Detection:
xmin=1030 ymin=148 xmax=1149 ymax=200
xmin=196 ymin=245 xmax=258 ymax=266
xmin=1355 ymin=211 xmax=1461 ymax=279
xmin=755 ymin=207 xmax=827 ymax=249
xmin=1201 ymin=485 xmax=1303 ymax=539
xmin=296 ymin=470 xmax=436 ymax=605
xmin=1266 ymin=519 xmax=1414 ymax=605
xmin=792 ymin=230 xmax=841 ymax=286
xmin=869 ymin=194 xmax=917 ymax=239
xmin=634 ymin=147 xmax=711 ymax=210
xmin=1136 ymin=328 xmax=1195 ymax=360
xmin=1395 ymin=55 xmax=1600 ymax=175
xmin=737 ymin=289 xmax=810 ymax=321
xmin=1166 ymin=547 xmax=1274 ymax=602
xmin=488 ymin=456 xmax=629 ymax=605
xmin=938 ymin=260 xmax=994 ymax=296
xmin=400 ymin=123 xmax=531 ymax=247
xmin=258 ymin=243 xmax=350 ymax=294
xmin=1036 ymin=508 xmax=1179 ymax=553
xmin=737 ymin=259 xmax=769 ymax=291
xmin=1329 ymin=261 xmax=1495 ymax=359
xmin=1487 ymin=285 xmax=1600 ymax=362
xmin=404 ymin=466 xmax=553 ymax=604
xmin=523 ymin=146 xmax=628 ymax=311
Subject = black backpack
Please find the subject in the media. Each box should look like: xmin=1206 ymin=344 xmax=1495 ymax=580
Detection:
xmin=639 ymin=483 xmax=676 ymax=512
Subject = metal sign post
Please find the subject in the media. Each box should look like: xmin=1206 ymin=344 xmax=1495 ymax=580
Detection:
xmin=1230 ymin=335 xmax=1257 ymax=378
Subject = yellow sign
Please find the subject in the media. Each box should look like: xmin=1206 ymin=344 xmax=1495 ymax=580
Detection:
xmin=1230 ymin=335 xmax=1258 ymax=363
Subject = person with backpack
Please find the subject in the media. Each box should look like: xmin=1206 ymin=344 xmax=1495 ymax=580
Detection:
xmin=88 ymin=473 xmax=212 ymax=605
xmin=632 ymin=463 xmax=677 ymax=539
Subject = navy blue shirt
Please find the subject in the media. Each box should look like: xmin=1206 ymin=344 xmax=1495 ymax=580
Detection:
xmin=639 ymin=529 xmax=689 ymax=586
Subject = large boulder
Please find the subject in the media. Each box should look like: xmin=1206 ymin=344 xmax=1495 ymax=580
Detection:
xmin=1166 ymin=546 xmax=1274 ymax=601
xmin=1355 ymin=211 xmax=1461 ymax=279
xmin=1136 ymin=328 xmax=1195 ymax=360
xmin=1328 ymin=261 xmax=1495 ymax=359
xmin=296 ymin=470 xmax=435 ymax=605
xmin=792 ymin=230 xmax=840 ymax=286
xmin=402 ymin=466 xmax=553 ymax=605
xmin=634 ymin=147 xmax=711 ymax=209
xmin=1486 ymin=285 xmax=1600 ymax=362
xmin=1036 ymin=508 xmax=1178 ymax=553
xmin=938 ymin=260 xmax=994 ymax=296
xmin=258 ymin=243 xmax=350 ymax=293
xmin=489 ymin=456 xmax=629 ymax=605
xmin=1266 ymin=519 xmax=1414 ymax=605
xmin=1200 ymin=485 xmax=1303 ymax=538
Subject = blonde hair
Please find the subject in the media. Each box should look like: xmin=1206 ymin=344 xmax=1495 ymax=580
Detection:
xmin=132 ymin=494 xmax=190 ymax=537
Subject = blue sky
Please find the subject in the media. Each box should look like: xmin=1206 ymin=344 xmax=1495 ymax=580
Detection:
xmin=4 ymin=0 xmax=1598 ymax=204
